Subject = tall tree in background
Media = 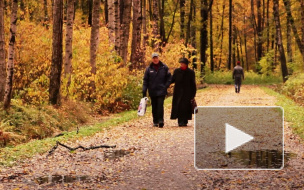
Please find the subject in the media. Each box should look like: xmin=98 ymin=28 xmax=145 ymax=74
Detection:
xmin=90 ymin=0 xmax=101 ymax=74
xmin=107 ymin=0 xmax=115 ymax=45
xmin=65 ymin=0 xmax=75 ymax=88
xmin=43 ymin=0 xmax=49 ymax=24
xmin=49 ymin=0 xmax=63 ymax=105
xmin=4 ymin=0 xmax=18 ymax=109
xmin=287 ymin=15 xmax=293 ymax=63
xmin=142 ymin=0 xmax=147 ymax=48
xmin=180 ymin=0 xmax=186 ymax=39
xmin=114 ymin=0 xmax=120 ymax=51
xmin=200 ymin=0 xmax=213 ymax=75
xmin=0 ymin=0 xmax=5 ymax=101
xmin=273 ymin=0 xmax=288 ymax=82
xmin=256 ymin=0 xmax=263 ymax=61
xmin=228 ymin=0 xmax=232 ymax=70
xmin=218 ymin=1 xmax=225 ymax=69
xmin=209 ymin=2 xmax=214 ymax=72
xmin=152 ymin=0 xmax=160 ymax=51
xmin=283 ymin=0 xmax=304 ymax=67
xmin=119 ymin=0 xmax=131 ymax=64
xmin=130 ymin=0 xmax=143 ymax=69
xmin=185 ymin=0 xmax=194 ymax=46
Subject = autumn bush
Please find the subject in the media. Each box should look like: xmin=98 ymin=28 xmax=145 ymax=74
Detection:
xmin=277 ymin=73 xmax=304 ymax=105
xmin=0 ymin=99 xmax=94 ymax=147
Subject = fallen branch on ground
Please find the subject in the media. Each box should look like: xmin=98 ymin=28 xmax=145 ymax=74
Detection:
xmin=47 ymin=141 xmax=116 ymax=157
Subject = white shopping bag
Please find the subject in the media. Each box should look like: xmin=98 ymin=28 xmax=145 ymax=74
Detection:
xmin=137 ymin=97 xmax=148 ymax=116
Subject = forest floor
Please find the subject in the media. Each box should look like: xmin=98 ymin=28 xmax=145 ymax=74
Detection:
xmin=1 ymin=85 xmax=304 ymax=189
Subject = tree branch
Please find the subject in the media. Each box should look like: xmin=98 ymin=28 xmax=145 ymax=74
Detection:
xmin=47 ymin=141 xmax=116 ymax=157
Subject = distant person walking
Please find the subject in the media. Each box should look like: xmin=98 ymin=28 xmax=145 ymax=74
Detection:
xmin=142 ymin=53 xmax=171 ymax=128
xmin=233 ymin=61 xmax=245 ymax=93
xmin=170 ymin=58 xmax=196 ymax=127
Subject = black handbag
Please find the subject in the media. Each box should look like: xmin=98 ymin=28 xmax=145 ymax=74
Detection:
xmin=191 ymin=98 xmax=198 ymax=114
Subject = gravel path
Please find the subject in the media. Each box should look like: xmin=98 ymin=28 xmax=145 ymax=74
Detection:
xmin=1 ymin=85 xmax=304 ymax=189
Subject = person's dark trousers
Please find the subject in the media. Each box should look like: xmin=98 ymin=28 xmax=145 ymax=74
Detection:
xmin=235 ymin=77 xmax=242 ymax=93
xmin=150 ymin=96 xmax=165 ymax=126
xmin=178 ymin=118 xmax=188 ymax=126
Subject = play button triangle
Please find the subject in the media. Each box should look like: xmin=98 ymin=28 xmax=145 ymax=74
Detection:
xmin=225 ymin=123 xmax=254 ymax=153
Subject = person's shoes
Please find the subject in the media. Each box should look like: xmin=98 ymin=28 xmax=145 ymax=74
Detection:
xmin=178 ymin=123 xmax=185 ymax=127
xmin=235 ymin=88 xmax=237 ymax=93
xmin=153 ymin=123 xmax=158 ymax=127
xmin=159 ymin=123 xmax=164 ymax=128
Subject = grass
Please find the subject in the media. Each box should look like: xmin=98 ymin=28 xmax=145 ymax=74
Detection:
xmin=204 ymin=71 xmax=282 ymax=85
xmin=0 ymin=89 xmax=190 ymax=167
xmin=262 ymin=87 xmax=304 ymax=140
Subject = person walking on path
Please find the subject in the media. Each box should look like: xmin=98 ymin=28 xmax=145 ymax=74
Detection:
xmin=233 ymin=61 xmax=245 ymax=93
xmin=142 ymin=53 xmax=171 ymax=128
xmin=170 ymin=58 xmax=196 ymax=127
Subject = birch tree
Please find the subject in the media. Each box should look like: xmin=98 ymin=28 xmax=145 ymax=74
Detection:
xmin=0 ymin=0 xmax=5 ymax=101
xmin=65 ymin=0 xmax=75 ymax=88
xmin=3 ymin=0 xmax=18 ymax=109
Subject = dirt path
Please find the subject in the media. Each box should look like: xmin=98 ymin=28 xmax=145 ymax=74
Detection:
xmin=1 ymin=85 xmax=304 ymax=189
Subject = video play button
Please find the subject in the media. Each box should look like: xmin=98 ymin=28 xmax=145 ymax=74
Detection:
xmin=225 ymin=123 xmax=254 ymax=153
xmin=195 ymin=107 xmax=284 ymax=169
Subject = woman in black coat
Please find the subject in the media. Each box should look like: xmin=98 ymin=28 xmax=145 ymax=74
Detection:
xmin=170 ymin=58 xmax=197 ymax=126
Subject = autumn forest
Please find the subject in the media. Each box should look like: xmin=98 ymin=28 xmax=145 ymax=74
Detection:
xmin=0 ymin=0 xmax=303 ymax=147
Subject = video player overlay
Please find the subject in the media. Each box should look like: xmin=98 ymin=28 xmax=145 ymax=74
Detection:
xmin=195 ymin=107 xmax=284 ymax=170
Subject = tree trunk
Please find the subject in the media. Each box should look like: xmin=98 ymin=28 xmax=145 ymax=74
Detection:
xmin=232 ymin=26 xmax=236 ymax=68
xmin=218 ymin=3 xmax=225 ymax=69
xmin=44 ymin=0 xmax=49 ymax=23
xmin=119 ymin=0 xmax=131 ymax=64
xmin=0 ymin=0 xmax=6 ymax=101
xmin=107 ymin=0 xmax=115 ymax=45
xmin=49 ymin=0 xmax=63 ymax=105
xmin=180 ymin=0 xmax=185 ymax=39
xmin=283 ymin=0 xmax=304 ymax=68
xmin=287 ymin=16 xmax=292 ymax=63
xmin=273 ymin=0 xmax=288 ymax=82
xmin=114 ymin=0 xmax=120 ymax=52
xmin=90 ymin=0 xmax=101 ymax=74
xmin=104 ymin=0 xmax=108 ymax=24
xmin=65 ymin=0 xmax=74 ymax=88
xmin=191 ymin=4 xmax=197 ymax=69
xmin=185 ymin=0 xmax=193 ymax=46
xmin=142 ymin=0 xmax=147 ymax=48
xmin=266 ymin=0 xmax=269 ymax=52
xmin=228 ymin=0 xmax=232 ymax=70
xmin=3 ymin=0 xmax=17 ymax=109
xmin=88 ymin=0 xmax=93 ymax=26
xmin=152 ymin=0 xmax=160 ymax=51
xmin=251 ymin=0 xmax=257 ymax=63
xmin=244 ymin=12 xmax=249 ymax=71
xmin=200 ymin=0 xmax=212 ymax=75
xmin=210 ymin=3 xmax=214 ymax=72
xmin=159 ymin=0 xmax=166 ymax=45
xmin=130 ymin=0 xmax=143 ymax=70
xmin=257 ymin=0 xmax=263 ymax=61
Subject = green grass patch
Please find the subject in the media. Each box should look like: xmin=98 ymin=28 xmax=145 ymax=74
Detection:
xmin=204 ymin=71 xmax=282 ymax=85
xmin=262 ymin=87 xmax=304 ymax=140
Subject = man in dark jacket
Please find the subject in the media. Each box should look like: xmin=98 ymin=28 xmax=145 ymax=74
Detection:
xmin=233 ymin=61 xmax=245 ymax=93
xmin=170 ymin=58 xmax=196 ymax=126
xmin=142 ymin=53 xmax=171 ymax=128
